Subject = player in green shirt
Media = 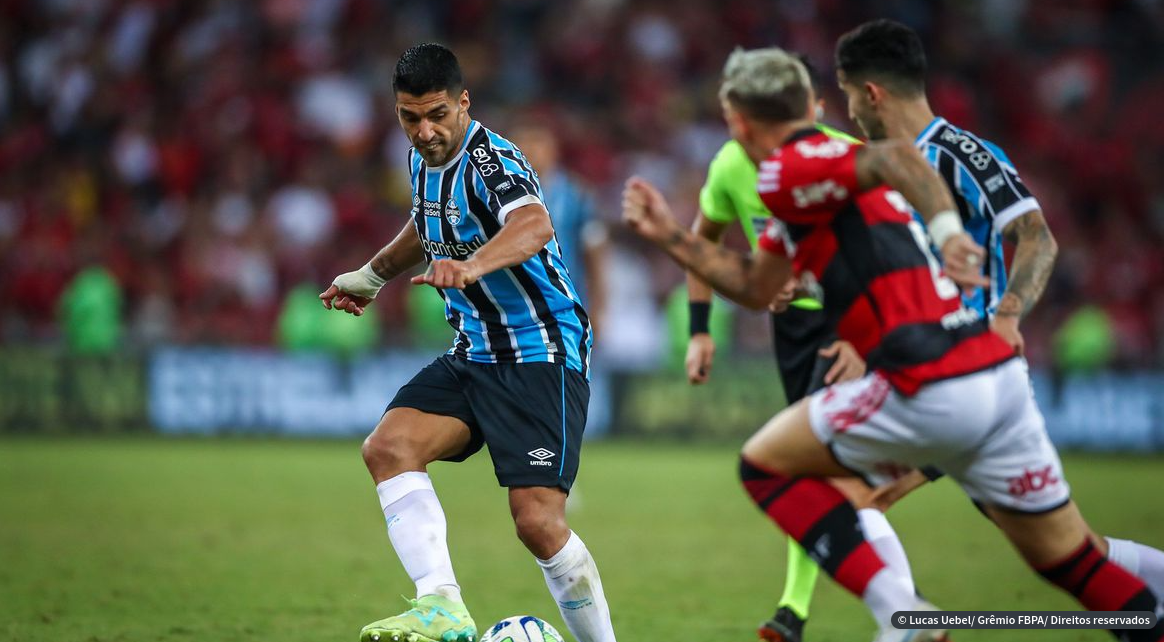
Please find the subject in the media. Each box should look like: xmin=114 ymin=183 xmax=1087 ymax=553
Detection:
xmin=685 ymin=58 xmax=920 ymax=642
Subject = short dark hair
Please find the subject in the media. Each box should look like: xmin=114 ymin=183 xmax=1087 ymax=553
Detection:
xmin=835 ymin=19 xmax=927 ymax=96
xmin=393 ymin=43 xmax=463 ymax=96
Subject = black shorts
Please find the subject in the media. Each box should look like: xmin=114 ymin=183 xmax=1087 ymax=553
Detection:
xmin=386 ymin=355 xmax=589 ymax=491
xmin=771 ymin=306 xmax=836 ymax=403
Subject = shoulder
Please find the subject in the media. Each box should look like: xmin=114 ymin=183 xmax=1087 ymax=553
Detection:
xmin=466 ymin=124 xmax=535 ymax=180
xmin=922 ymin=120 xmax=1011 ymax=175
xmin=464 ymin=123 xmax=506 ymax=171
xmin=708 ymin=140 xmax=751 ymax=172
xmin=758 ymin=131 xmax=858 ymax=220
xmin=922 ymin=119 xmax=1038 ymax=225
xmin=703 ymin=140 xmax=757 ymax=195
xmin=816 ymin=123 xmax=863 ymax=144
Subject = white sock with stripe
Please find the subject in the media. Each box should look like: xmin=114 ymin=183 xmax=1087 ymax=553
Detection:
xmin=376 ymin=471 xmax=462 ymax=602
xmin=536 ymin=531 xmax=617 ymax=642
xmin=858 ymin=508 xmax=916 ymax=596
xmin=1106 ymin=537 xmax=1164 ymax=605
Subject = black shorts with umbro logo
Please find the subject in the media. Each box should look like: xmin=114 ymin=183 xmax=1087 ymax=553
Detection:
xmin=387 ymin=355 xmax=588 ymax=491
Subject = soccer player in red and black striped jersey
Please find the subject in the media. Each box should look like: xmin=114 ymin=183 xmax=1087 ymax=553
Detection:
xmin=623 ymin=48 xmax=1163 ymax=642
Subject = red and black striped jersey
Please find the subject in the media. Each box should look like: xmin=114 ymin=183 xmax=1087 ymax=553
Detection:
xmin=757 ymin=129 xmax=1014 ymax=396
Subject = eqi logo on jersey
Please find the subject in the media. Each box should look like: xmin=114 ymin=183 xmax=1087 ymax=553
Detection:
xmin=472 ymin=145 xmax=501 ymax=177
xmin=939 ymin=128 xmax=993 ymax=171
xmin=445 ymin=197 xmax=462 ymax=225
xmin=1006 ymin=465 xmax=1061 ymax=498
xmin=795 ymin=139 xmax=850 ymax=159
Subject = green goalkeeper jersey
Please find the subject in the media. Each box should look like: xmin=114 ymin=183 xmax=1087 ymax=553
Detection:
xmin=697 ymin=123 xmax=860 ymax=309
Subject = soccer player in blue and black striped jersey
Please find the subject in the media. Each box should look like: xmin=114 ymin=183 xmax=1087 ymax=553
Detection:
xmin=320 ymin=44 xmax=616 ymax=642
xmin=836 ymin=20 xmax=1055 ymax=352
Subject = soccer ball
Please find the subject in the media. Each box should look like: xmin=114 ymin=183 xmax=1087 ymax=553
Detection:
xmin=479 ymin=615 xmax=565 ymax=642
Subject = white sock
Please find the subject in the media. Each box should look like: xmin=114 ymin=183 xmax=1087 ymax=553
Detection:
xmin=376 ymin=472 xmax=461 ymax=602
xmin=858 ymin=508 xmax=916 ymax=596
xmin=1106 ymin=537 xmax=1164 ymax=603
xmin=536 ymin=531 xmax=617 ymax=642
xmin=862 ymin=568 xmax=918 ymax=629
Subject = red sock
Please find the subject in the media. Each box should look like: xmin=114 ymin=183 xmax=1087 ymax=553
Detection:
xmin=1038 ymin=539 xmax=1164 ymax=641
xmin=740 ymin=455 xmax=885 ymax=597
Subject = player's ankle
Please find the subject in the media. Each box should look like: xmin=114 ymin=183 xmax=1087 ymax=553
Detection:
xmin=426 ymin=585 xmax=464 ymax=604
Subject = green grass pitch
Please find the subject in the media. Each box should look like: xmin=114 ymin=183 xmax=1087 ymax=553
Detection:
xmin=2 ymin=438 xmax=1162 ymax=642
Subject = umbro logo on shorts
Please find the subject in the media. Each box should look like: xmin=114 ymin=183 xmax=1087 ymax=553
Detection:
xmin=528 ymin=448 xmax=556 ymax=467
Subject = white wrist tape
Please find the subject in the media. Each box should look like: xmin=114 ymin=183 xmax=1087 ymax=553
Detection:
xmin=332 ymin=262 xmax=387 ymax=299
xmin=927 ymin=210 xmax=963 ymax=248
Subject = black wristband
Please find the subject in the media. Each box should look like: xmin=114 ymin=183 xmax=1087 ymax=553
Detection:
xmin=920 ymin=465 xmax=946 ymax=482
xmin=689 ymin=301 xmax=711 ymax=336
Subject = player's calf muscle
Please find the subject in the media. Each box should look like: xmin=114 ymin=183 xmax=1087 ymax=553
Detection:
xmin=986 ymin=501 xmax=1091 ymax=567
xmin=510 ymin=488 xmax=570 ymax=558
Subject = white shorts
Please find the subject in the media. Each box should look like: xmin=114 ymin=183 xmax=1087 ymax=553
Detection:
xmin=808 ymin=358 xmax=1070 ymax=513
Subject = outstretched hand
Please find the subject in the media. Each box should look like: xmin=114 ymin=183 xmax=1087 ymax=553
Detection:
xmin=622 ymin=177 xmax=679 ymax=244
xmin=410 ymin=259 xmax=481 ymax=290
xmin=319 ymin=285 xmax=373 ymax=316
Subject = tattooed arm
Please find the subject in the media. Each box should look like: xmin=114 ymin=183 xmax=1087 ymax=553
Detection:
xmin=622 ymin=177 xmax=790 ymax=310
xmin=370 ymin=220 xmax=426 ymax=280
xmin=855 ymin=139 xmax=957 ymax=221
xmin=855 ymin=140 xmax=988 ymax=290
xmin=998 ymin=210 xmax=1057 ymax=318
xmin=993 ymin=209 xmax=1057 ymax=353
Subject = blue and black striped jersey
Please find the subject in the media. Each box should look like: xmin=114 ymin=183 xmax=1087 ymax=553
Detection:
xmin=915 ymin=117 xmax=1041 ymax=318
xmin=408 ymin=120 xmax=592 ymax=377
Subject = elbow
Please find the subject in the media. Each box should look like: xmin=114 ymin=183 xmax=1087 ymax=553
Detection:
xmin=532 ymin=217 xmax=555 ymax=255
xmin=1045 ymin=235 xmax=1059 ymax=261
xmin=537 ymin=216 xmax=555 ymax=247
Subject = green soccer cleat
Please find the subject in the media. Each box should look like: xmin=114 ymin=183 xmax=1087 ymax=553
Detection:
xmin=359 ymin=594 xmax=477 ymax=642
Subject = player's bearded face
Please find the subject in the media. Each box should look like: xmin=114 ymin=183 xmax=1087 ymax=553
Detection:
xmin=396 ymin=89 xmax=471 ymax=165
xmin=838 ymin=75 xmax=886 ymax=140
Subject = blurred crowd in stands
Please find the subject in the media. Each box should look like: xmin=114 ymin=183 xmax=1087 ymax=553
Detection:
xmin=1 ymin=0 xmax=1162 ymax=370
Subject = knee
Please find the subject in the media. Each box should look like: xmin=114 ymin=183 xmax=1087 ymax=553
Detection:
xmin=740 ymin=437 xmax=791 ymax=477
xmin=361 ymin=426 xmax=425 ymax=474
xmin=512 ymin=504 xmax=569 ymax=559
xmin=739 ymin=446 xmax=790 ymax=479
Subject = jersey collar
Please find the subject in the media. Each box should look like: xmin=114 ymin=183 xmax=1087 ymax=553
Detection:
xmin=784 ymin=127 xmax=821 ymax=145
xmin=914 ymin=117 xmax=947 ymax=148
xmin=424 ymin=120 xmax=481 ymax=172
